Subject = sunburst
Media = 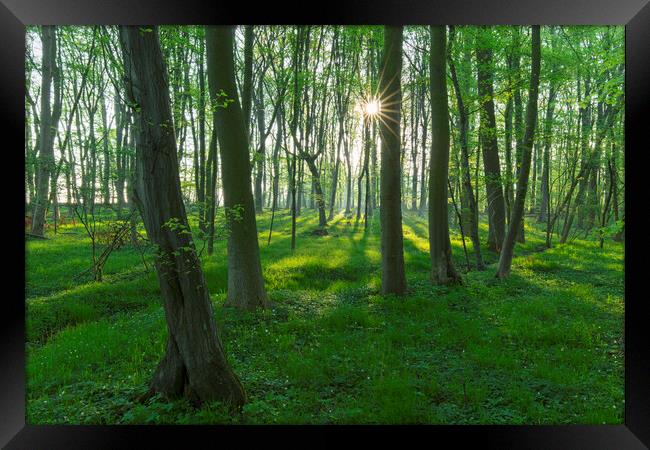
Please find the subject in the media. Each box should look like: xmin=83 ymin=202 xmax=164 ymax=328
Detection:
xmin=355 ymin=68 xmax=402 ymax=141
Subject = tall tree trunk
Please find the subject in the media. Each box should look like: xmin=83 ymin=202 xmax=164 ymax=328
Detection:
xmin=114 ymin=89 xmax=127 ymax=218
xmin=538 ymin=83 xmax=557 ymax=223
xmin=119 ymin=25 xmax=246 ymax=408
xmin=304 ymin=156 xmax=327 ymax=227
xmin=253 ymin=78 xmax=265 ymax=213
xmin=242 ymin=26 xmax=254 ymax=138
xmin=329 ymin=116 xmax=344 ymax=221
xmin=379 ymin=26 xmax=407 ymax=295
xmin=297 ymin=160 xmax=304 ymax=214
xmin=198 ymin=39 xmax=207 ymax=233
xmin=101 ymin=95 xmax=111 ymax=205
xmin=504 ymin=95 xmax=514 ymax=223
xmin=418 ymin=85 xmax=428 ymax=214
xmin=344 ymin=131 xmax=352 ymax=216
xmin=512 ymin=34 xmax=526 ymax=243
xmin=561 ymin=77 xmax=592 ymax=243
xmin=206 ymin=26 xmax=269 ymax=310
xmin=448 ymin=25 xmax=484 ymax=270
xmin=410 ymin=73 xmax=419 ymax=212
xmin=32 ymin=26 xmax=61 ymax=236
xmin=476 ymin=27 xmax=506 ymax=253
xmin=429 ymin=26 xmax=461 ymax=285
xmin=357 ymin=121 xmax=368 ymax=222
xmin=497 ymin=25 xmax=541 ymax=278
xmin=206 ymin=116 xmax=219 ymax=256
xmin=267 ymin=109 xmax=283 ymax=245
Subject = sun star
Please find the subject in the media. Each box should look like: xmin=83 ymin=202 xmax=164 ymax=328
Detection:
xmin=365 ymin=99 xmax=380 ymax=116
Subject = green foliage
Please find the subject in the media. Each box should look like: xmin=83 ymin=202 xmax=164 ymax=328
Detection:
xmin=26 ymin=211 xmax=623 ymax=425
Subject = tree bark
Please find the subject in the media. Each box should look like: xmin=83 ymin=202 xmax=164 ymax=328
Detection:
xmin=242 ymin=26 xmax=254 ymax=138
xmin=538 ymin=83 xmax=557 ymax=223
xmin=560 ymin=77 xmax=592 ymax=243
xmin=32 ymin=26 xmax=61 ymax=236
xmin=512 ymin=33 xmax=526 ymax=243
xmin=447 ymin=26 xmax=484 ymax=270
xmin=253 ymin=77 xmax=265 ymax=213
xmin=119 ymin=25 xmax=246 ymax=408
xmin=206 ymin=26 xmax=269 ymax=310
xmin=379 ymin=26 xmax=407 ymax=295
xmin=101 ymin=95 xmax=111 ymax=205
xmin=429 ymin=26 xmax=461 ymax=285
xmin=497 ymin=25 xmax=541 ymax=278
xmin=476 ymin=27 xmax=506 ymax=253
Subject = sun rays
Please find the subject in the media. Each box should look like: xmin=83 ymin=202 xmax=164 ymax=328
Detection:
xmin=355 ymin=68 xmax=402 ymax=141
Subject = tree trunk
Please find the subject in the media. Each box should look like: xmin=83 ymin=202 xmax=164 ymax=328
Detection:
xmin=410 ymin=73 xmax=419 ymax=211
xmin=418 ymin=86 xmax=428 ymax=214
xmin=476 ymin=27 xmax=506 ymax=253
xmin=538 ymin=84 xmax=557 ymax=223
xmin=304 ymin=156 xmax=327 ymax=227
xmin=267 ymin=110 xmax=283 ymax=245
xmin=429 ymin=26 xmax=461 ymax=285
xmin=119 ymin=25 xmax=246 ymax=408
xmin=114 ymin=89 xmax=127 ymax=218
xmin=206 ymin=114 xmax=219 ymax=256
xmin=206 ymin=26 xmax=269 ymax=310
xmin=100 ymin=95 xmax=110 ymax=205
xmin=512 ymin=36 xmax=526 ymax=243
xmin=378 ymin=26 xmax=407 ymax=295
xmin=242 ymin=26 xmax=254 ymax=138
xmin=329 ymin=116 xmax=344 ymax=221
xmin=32 ymin=26 xmax=60 ymax=236
xmin=253 ymin=78 xmax=265 ymax=214
xmin=497 ymin=25 xmax=541 ymax=278
xmin=504 ymin=95 xmax=514 ymax=223
xmin=561 ymin=77 xmax=592 ymax=243
xmin=344 ymin=132 xmax=352 ymax=216
xmin=447 ymin=26 xmax=484 ymax=270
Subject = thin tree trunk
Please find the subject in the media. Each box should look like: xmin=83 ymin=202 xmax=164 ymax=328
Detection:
xmin=429 ymin=26 xmax=461 ymax=285
xmin=242 ymin=26 xmax=254 ymax=138
xmin=497 ymin=25 xmax=541 ymax=278
xmin=448 ymin=25 xmax=484 ymax=270
xmin=538 ymin=83 xmax=557 ymax=223
xmin=512 ymin=33 xmax=526 ymax=243
xmin=206 ymin=115 xmax=219 ymax=256
xmin=254 ymin=77 xmax=266 ymax=214
xmin=32 ymin=26 xmax=61 ymax=236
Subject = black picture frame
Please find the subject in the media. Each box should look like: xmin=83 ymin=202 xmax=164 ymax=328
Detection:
xmin=2 ymin=1 xmax=648 ymax=447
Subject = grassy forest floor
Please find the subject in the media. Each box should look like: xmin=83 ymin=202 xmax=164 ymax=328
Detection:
xmin=25 ymin=209 xmax=624 ymax=424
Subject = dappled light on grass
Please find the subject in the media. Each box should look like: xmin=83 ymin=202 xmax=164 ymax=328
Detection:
xmin=26 ymin=210 xmax=624 ymax=425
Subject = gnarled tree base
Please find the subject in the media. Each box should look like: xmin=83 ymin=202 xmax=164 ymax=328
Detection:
xmin=431 ymin=251 xmax=463 ymax=286
xmin=148 ymin=335 xmax=246 ymax=410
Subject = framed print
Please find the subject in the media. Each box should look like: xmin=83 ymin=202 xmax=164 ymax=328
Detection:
xmin=2 ymin=0 xmax=649 ymax=448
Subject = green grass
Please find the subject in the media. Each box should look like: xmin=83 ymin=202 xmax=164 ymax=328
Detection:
xmin=25 ymin=209 xmax=624 ymax=424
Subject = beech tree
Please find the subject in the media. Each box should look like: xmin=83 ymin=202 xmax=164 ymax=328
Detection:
xmin=378 ymin=25 xmax=407 ymax=295
xmin=118 ymin=25 xmax=246 ymax=407
xmin=205 ymin=25 xmax=269 ymax=310
xmin=476 ymin=27 xmax=506 ymax=253
xmin=31 ymin=26 xmax=62 ymax=236
xmin=496 ymin=25 xmax=542 ymax=278
xmin=447 ymin=25 xmax=484 ymax=270
xmin=429 ymin=26 xmax=461 ymax=285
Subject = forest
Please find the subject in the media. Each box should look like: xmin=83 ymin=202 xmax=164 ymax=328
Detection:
xmin=25 ymin=25 xmax=624 ymax=424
